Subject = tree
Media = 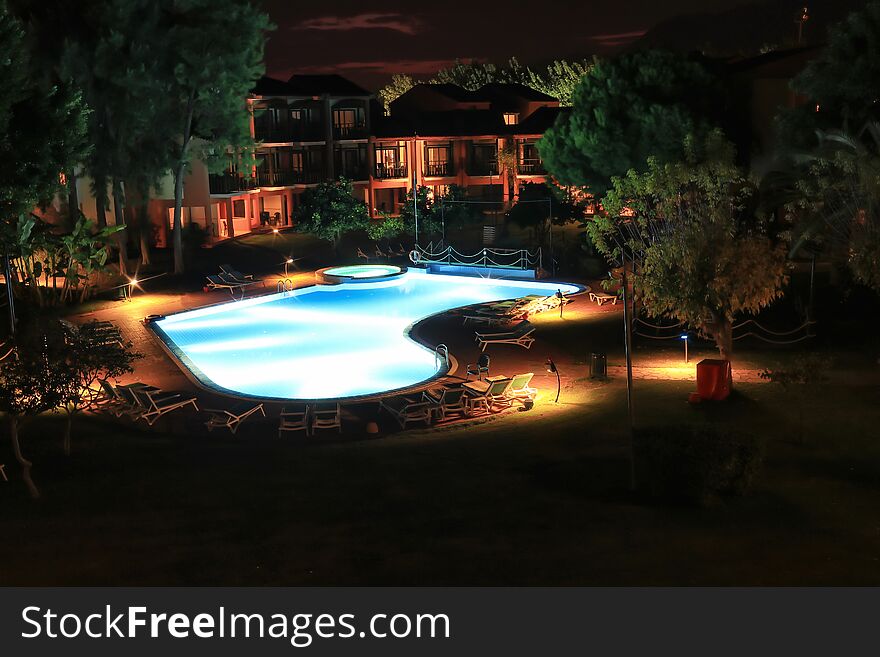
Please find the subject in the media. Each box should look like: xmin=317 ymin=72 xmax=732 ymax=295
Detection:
xmin=782 ymin=1 xmax=880 ymax=145
xmin=594 ymin=132 xmax=788 ymax=361
xmin=533 ymin=59 xmax=594 ymax=106
xmin=539 ymin=50 xmax=724 ymax=195
xmin=294 ymin=178 xmax=371 ymax=249
xmin=158 ymin=0 xmax=270 ymax=274
xmin=56 ymin=321 xmax=141 ymax=455
xmin=786 ymin=125 xmax=880 ymax=292
xmin=0 ymin=2 xmax=88 ymax=229
xmin=0 ymin=321 xmax=69 ymax=499
xmin=377 ymin=74 xmax=415 ymax=114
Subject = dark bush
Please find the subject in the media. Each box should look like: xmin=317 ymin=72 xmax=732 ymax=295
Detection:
xmin=633 ymin=424 xmax=764 ymax=505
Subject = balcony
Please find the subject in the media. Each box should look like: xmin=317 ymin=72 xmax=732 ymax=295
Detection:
xmin=375 ymin=163 xmax=408 ymax=179
xmin=518 ymin=159 xmax=546 ymax=175
xmin=209 ymin=173 xmax=256 ymax=195
xmin=333 ymin=123 xmax=368 ymax=140
xmin=256 ymin=169 xmax=323 ymax=186
xmin=254 ymin=123 xmax=325 ymax=143
xmin=467 ymin=160 xmax=499 ymax=177
xmin=337 ymin=165 xmax=369 ymax=181
xmin=424 ymin=162 xmax=455 ymax=177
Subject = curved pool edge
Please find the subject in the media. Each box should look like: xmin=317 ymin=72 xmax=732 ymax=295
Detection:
xmin=145 ymin=272 xmax=588 ymax=404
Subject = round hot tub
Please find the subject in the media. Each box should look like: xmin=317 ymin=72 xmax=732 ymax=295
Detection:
xmin=316 ymin=264 xmax=405 ymax=285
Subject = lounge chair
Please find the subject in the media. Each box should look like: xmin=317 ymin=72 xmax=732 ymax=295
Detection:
xmin=356 ymin=247 xmax=370 ymax=261
xmin=423 ymin=386 xmax=467 ymax=422
xmin=475 ymin=321 xmax=536 ymax=352
xmin=463 ymin=376 xmax=513 ymax=415
xmin=395 ymin=243 xmax=407 ymax=256
xmin=95 ymin=379 xmax=131 ymax=415
xmin=374 ymin=243 xmax=389 ymax=258
xmin=279 ymin=404 xmax=310 ymax=437
xmin=219 ymin=264 xmax=254 ymax=280
xmin=114 ymin=383 xmax=161 ymax=418
xmin=380 ymin=396 xmax=433 ymax=429
xmin=204 ymin=402 xmax=265 ymax=434
xmin=466 ymin=353 xmax=491 ymax=381
xmin=589 ymin=291 xmax=618 ymax=306
xmin=504 ymin=372 xmax=538 ymax=408
xmin=206 ymin=274 xmax=257 ymax=296
xmin=311 ymin=402 xmax=342 ymax=434
xmin=131 ymin=388 xmax=199 ymax=426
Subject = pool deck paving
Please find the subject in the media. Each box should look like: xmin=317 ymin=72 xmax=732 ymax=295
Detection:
xmin=68 ymin=267 xmax=831 ymax=438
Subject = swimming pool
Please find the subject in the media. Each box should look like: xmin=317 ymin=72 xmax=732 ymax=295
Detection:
xmin=150 ymin=269 xmax=580 ymax=400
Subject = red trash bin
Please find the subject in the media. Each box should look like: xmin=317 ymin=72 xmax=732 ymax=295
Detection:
xmin=696 ymin=359 xmax=731 ymax=401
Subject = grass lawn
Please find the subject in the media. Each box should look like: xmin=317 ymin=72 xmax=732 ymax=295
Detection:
xmin=1 ymin=377 xmax=879 ymax=585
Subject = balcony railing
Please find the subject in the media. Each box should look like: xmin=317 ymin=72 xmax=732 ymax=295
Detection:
xmin=256 ymin=169 xmax=323 ymax=186
xmin=337 ymin=165 xmax=369 ymax=181
xmin=254 ymin=124 xmax=325 ymax=143
xmin=333 ymin=123 xmax=368 ymax=140
xmin=424 ymin=162 xmax=454 ymax=177
xmin=467 ymin=160 xmax=499 ymax=177
xmin=518 ymin=159 xmax=546 ymax=175
xmin=375 ymin=163 xmax=408 ymax=179
xmin=209 ymin=173 xmax=256 ymax=195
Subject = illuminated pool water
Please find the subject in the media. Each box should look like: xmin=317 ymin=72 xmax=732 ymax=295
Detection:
xmin=323 ymin=264 xmax=402 ymax=279
xmin=151 ymin=270 xmax=580 ymax=400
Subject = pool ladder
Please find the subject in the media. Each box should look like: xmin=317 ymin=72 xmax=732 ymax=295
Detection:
xmin=276 ymin=278 xmax=294 ymax=294
xmin=435 ymin=344 xmax=450 ymax=371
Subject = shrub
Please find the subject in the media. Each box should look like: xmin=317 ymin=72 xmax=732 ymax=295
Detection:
xmin=633 ymin=424 xmax=764 ymax=505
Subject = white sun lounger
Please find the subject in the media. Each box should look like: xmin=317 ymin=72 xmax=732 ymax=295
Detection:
xmin=131 ymin=388 xmax=199 ymax=426
xmin=505 ymin=372 xmax=538 ymax=408
xmin=589 ymin=291 xmax=618 ymax=306
xmin=279 ymin=404 xmax=311 ymax=437
xmin=463 ymin=376 xmax=513 ymax=415
xmin=311 ymin=402 xmax=342 ymax=434
xmin=475 ymin=321 xmax=536 ymax=352
xmin=204 ymin=402 xmax=265 ymax=434
xmin=422 ymin=386 xmax=467 ymax=422
xmin=380 ymin=396 xmax=433 ymax=429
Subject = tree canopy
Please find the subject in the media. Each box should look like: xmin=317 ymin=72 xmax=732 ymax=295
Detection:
xmin=539 ymin=50 xmax=724 ymax=196
xmin=294 ymin=178 xmax=371 ymax=247
xmin=0 ymin=2 xmax=88 ymax=228
xmin=782 ymin=1 xmax=880 ymax=144
xmin=377 ymin=57 xmax=594 ymax=112
xmin=594 ymin=132 xmax=788 ymax=360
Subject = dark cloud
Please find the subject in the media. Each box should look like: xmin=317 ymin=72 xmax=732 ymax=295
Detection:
xmin=291 ymin=13 xmax=425 ymax=36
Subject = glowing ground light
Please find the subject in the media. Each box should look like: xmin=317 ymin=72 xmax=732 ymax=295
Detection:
xmin=150 ymin=270 xmax=580 ymax=400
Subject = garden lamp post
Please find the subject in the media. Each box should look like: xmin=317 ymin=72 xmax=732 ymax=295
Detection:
xmin=546 ymin=356 xmax=560 ymax=404
xmin=681 ymin=333 xmax=689 ymax=363
xmin=285 ymin=258 xmax=294 ymax=277
xmin=3 ymin=251 xmax=15 ymax=336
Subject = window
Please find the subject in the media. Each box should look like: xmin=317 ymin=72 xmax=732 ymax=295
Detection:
xmin=424 ymin=143 xmax=453 ymax=176
xmin=333 ymin=107 xmax=365 ymax=138
xmin=503 ymin=112 xmax=519 ymax=125
xmin=374 ymin=142 xmax=407 ymax=178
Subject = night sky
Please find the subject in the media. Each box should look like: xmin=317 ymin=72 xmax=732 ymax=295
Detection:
xmin=260 ymin=0 xmax=765 ymax=90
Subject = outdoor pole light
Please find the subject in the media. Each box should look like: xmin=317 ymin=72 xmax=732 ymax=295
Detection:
xmin=681 ymin=333 xmax=689 ymax=363
xmin=285 ymin=258 xmax=293 ymax=276
xmin=128 ymin=277 xmax=139 ymax=300
xmin=546 ymin=356 xmax=560 ymax=404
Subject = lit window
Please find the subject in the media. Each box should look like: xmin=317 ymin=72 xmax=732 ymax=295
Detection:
xmin=503 ymin=112 xmax=519 ymax=125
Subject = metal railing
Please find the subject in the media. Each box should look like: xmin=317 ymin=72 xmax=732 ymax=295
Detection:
xmin=467 ymin=160 xmax=499 ymax=176
xmin=333 ymin=124 xmax=367 ymax=140
xmin=208 ymin=173 xmax=256 ymax=195
xmin=411 ymin=245 xmax=541 ymax=271
xmin=374 ymin=164 xmax=408 ymax=179
xmin=517 ymin=159 xmax=546 ymax=175
xmin=424 ymin=162 xmax=454 ymax=177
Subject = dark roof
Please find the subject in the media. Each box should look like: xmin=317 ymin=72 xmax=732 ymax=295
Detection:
xmin=419 ymin=83 xmax=484 ymax=102
xmin=251 ymin=76 xmax=296 ymax=97
xmin=510 ymin=106 xmax=566 ymax=135
xmin=477 ymin=82 xmax=557 ymax=103
xmin=250 ymin=74 xmax=371 ymax=97
xmin=374 ymin=110 xmax=506 ymax=138
xmin=286 ymin=74 xmax=371 ymax=97
xmin=726 ymin=46 xmax=822 ymax=77
xmin=374 ymin=106 xmax=565 ymax=139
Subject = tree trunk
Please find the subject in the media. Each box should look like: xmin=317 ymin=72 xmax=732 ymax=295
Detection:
xmin=712 ymin=319 xmax=733 ymax=361
xmin=172 ymin=164 xmax=186 ymax=274
xmin=95 ymin=176 xmax=108 ymax=229
xmin=66 ymin=171 xmax=79 ymax=228
xmin=63 ymin=413 xmax=73 ymax=456
xmin=138 ymin=202 xmax=151 ymax=266
xmin=113 ymin=179 xmax=129 ymax=276
xmin=9 ymin=416 xmax=39 ymax=499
